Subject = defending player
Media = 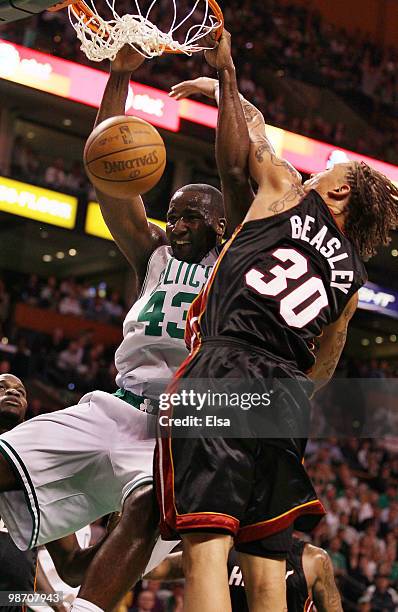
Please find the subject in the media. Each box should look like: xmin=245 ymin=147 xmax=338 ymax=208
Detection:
xmin=0 ymin=373 xmax=106 ymax=610
xmin=0 ymin=45 xmax=253 ymax=612
xmin=145 ymin=538 xmax=343 ymax=612
xmin=156 ymin=31 xmax=398 ymax=612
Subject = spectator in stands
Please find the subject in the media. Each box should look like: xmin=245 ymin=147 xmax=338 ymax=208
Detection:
xmin=131 ymin=589 xmax=157 ymax=612
xmin=44 ymin=158 xmax=66 ymax=189
xmin=105 ymin=290 xmax=124 ymax=323
xmin=39 ymin=276 xmax=58 ymax=309
xmin=85 ymin=294 xmax=107 ymax=322
xmin=56 ymin=340 xmax=84 ymax=375
xmin=143 ymin=581 xmax=165 ymax=612
xmin=328 ymin=536 xmax=348 ymax=576
xmin=65 ymin=161 xmax=86 ymax=193
xmin=165 ymin=583 xmax=184 ymax=612
xmin=361 ymin=573 xmax=398 ymax=611
xmin=58 ymin=288 xmax=83 ymax=317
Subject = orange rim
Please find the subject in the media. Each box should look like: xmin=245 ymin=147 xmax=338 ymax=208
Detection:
xmin=65 ymin=0 xmax=223 ymax=52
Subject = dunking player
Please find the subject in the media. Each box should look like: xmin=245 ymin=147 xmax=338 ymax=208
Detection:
xmin=156 ymin=31 xmax=398 ymax=612
xmin=145 ymin=538 xmax=343 ymax=612
xmin=0 ymin=46 xmax=253 ymax=612
xmin=0 ymin=373 xmax=105 ymax=611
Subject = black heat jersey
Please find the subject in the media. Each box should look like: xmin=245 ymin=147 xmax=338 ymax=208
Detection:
xmin=0 ymin=521 xmax=37 ymax=612
xmin=228 ymin=539 xmax=312 ymax=611
xmin=188 ymin=190 xmax=367 ymax=375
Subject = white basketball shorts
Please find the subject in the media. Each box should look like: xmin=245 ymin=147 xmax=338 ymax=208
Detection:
xmin=0 ymin=391 xmax=160 ymax=550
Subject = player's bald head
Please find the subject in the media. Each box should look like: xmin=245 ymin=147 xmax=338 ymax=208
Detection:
xmin=171 ymin=184 xmax=224 ymax=224
xmin=167 ymin=183 xmax=226 ymax=262
xmin=0 ymin=373 xmax=24 ymax=388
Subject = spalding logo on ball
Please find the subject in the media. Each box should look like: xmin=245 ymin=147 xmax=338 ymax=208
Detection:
xmin=84 ymin=116 xmax=166 ymax=199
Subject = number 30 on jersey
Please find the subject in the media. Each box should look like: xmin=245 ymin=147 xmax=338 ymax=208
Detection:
xmin=245 ymin=248 xmax=328 ymax=328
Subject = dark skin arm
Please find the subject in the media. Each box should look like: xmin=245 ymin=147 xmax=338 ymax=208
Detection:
xmin=92 ymin=46 xmax=167 ymax=285
xmin=46 ymin=533 xmax=106 ymax=588
xmin=204 ymin=31 xmax=254 ymax=237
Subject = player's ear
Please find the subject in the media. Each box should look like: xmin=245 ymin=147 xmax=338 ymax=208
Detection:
xmin=217 ymin=217 xmax=227 ymax=238
xmin=328 ymin=183 xmax=351 ymax=201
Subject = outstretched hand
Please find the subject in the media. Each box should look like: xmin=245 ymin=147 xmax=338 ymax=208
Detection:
xmin=203 ymin=29 xmax=233 ymax=71
xmin=169 ymin=77 xmax=218 ymax=100
xmin=111 ymin=44 xmax=146 ymax=73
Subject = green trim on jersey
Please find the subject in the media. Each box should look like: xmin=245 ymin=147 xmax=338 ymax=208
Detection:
xmin=113 ymin=389 xmax=158 ymax=414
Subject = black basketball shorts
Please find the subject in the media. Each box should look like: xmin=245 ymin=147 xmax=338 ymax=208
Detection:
xmin=155 ymin=338 xmax=325 ymax=547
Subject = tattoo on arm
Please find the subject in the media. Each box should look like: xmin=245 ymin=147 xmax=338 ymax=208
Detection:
xmin=319 ymin=298 xmax=356 ymax=376
xmin=240 ymin=95 xmax=304 ymax=213
xmin=255 ymin=141 xmax=275 ymax=162
xmin=269 ymin=184 xmax=304 ymax=214
xmin=240 ymin=98 xmax=268 ymax=130
xmin=313 ymin=554 xmax=343 ymax=612
xmin=321 ymin=329 xmax=347 ymax=377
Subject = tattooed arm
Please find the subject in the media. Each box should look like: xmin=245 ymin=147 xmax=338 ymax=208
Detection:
xmin=311 ymin=549 xmax=343 ymax=612
xmin=240 ymin=91 xmax=304 ymax=222
xmin=309 ymin=293 xmax=358 ymax=393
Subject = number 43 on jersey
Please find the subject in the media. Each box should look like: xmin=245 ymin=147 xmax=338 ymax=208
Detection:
xmin=137 ymin=290 xmax=196 ymax=339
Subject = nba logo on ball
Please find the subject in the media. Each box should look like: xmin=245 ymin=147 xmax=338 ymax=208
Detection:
xmin=84 ymin=116 xmax=166 ymax=199
xmin=120 ymin=126 xmax=134 ymax=145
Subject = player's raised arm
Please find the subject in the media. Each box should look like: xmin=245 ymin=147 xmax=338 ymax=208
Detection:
xmin=170 ymin=77 xmax=265 ymax=145
xmin=199 ymin=31 xmax=254 ymax=236
xmin=309 ymin=293 xmax=358 ymax=394
xmin=92 ymin=45 xmax=167 ymax=284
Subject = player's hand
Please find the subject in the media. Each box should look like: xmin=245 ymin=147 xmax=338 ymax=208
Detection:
xmin=169 ymin=77 xmax=217 ymax=100
xmin=111 ymin=44 xmax=145 ymax=73
xmin=204 ymin=30 xmax=233 ymax=71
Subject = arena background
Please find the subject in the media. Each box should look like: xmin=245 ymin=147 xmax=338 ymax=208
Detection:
xmin=0 ymin=0 xmax=397 ymax=610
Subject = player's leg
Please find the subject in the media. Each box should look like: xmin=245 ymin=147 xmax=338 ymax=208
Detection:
xmin=182 ymin=532 xmax=233 ymax=612
xmin=0 ymin=455 xmax=19 ymax=490
xmin=237 ymin=552 xmax=286 ymax=612
xmin=74 ymin=484 xmax=158 ymax=612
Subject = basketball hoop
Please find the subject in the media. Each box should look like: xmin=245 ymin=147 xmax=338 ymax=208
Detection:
xmin=56 ymin=0 xmax=223 ymax=61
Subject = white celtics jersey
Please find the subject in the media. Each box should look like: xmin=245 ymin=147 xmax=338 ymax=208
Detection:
xmin=115 ymin=245 xmax=217 ymax=395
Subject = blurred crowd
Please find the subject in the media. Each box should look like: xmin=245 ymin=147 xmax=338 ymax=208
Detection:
xmin=2 ymin=1 xmax=398 ymax=164
xmin=0 ymin=272 xmax=125 ymax=395
xmin=18 ymin=272 xmax=126 ymax=324
xmin=307 ymin=438 xmax=398 ymax=611
xmin=10 ymin=138 xmax=89 ymax=196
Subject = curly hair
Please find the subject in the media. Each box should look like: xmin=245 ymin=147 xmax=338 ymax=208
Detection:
xmin=345 ymin=161 xmax=398 ymax=260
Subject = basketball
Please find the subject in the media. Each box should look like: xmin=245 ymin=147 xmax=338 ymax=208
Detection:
xmin=84 ymin=116 xmax=166 ymax=198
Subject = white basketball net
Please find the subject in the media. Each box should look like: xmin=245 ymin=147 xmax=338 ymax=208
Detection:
xmin=69 ymin=0 xmax=222 ymax=61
